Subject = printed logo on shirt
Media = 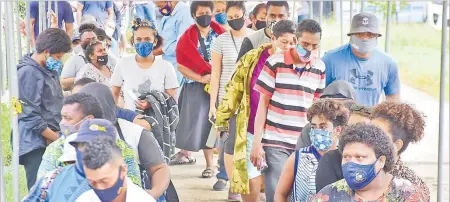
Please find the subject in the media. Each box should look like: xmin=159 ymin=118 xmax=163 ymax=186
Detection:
xmin=349 ymin=69 xmax=373 ymax=86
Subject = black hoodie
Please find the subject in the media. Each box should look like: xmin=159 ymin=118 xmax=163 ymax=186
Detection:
xmin=18 ymin=54 xmax=63 ymax=156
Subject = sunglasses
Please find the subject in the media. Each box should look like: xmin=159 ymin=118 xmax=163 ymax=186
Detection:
xmin=349 ymin=104 xmax=373 ymax=116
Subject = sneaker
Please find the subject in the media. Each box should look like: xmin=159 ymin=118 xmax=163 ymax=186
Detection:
xmin=227 ymin=191 xmax=241 ymax=202
xmin=213 ymin=179 xmax=227 ymax=191
xmin=259 ymin=193 xmax=266 ymax=201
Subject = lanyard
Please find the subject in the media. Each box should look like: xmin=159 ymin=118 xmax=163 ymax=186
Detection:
xmin=196 ymin=26 xmax=210 ymax=62
xmin=229 ymin=31 xmax=239 ymax=54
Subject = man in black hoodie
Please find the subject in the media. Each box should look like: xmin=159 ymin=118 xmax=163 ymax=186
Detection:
xmin=17 ymin=28 xmax=72 ymax=190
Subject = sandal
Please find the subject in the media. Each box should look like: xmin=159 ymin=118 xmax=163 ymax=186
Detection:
xmin=201 ymin=168 xmax=215 ymax=178
xmin=169 ymin=152 xmax=196 ymax=166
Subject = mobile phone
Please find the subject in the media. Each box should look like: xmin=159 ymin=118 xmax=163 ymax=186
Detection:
xmin=259 ymin=158 xmax=268 ymax=173
xmin=220 ymin=131 xmax=229 ymax=142
xmin=128 ymin=90 xmax=139 ymax=101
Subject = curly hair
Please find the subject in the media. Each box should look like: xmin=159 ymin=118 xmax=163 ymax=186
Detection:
xmin=307 ymin=100 xmax=350 ymax=127
xmin=339 ymin=123 xmax=396 ymax=172
xmin=83 ymin=136 xmax=122 ymax=170
xmin=130 ymin=18 xmax=163 ymax=49
xmin=371 ymin=102 xmax=425 ymax=154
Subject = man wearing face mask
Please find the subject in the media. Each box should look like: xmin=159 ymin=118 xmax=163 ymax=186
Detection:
xmin=251 ymin=19 xmax=326 ymax=202
xmin=322 ymin=12 xmax=400 ymax=107
xmin=17 ymin=28 xmax=72 ymax=190
xmin=153 ymin=1 xmax=194 ymax=84
xmin=236 ymin=1 xmax=289 ymax=61
xmin=247 ymin=3 xmax=267 ymax=31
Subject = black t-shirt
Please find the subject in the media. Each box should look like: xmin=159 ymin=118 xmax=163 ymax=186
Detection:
xmin=315 ymin=149 xmax=343 ymax=192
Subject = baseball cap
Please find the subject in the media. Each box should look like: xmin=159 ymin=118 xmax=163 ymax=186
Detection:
xmin=348 ymin=12 xmax=382 ymax=37
xmin=320 ymin=80 xmax=357 ymax=100
xmin=72 ymin=31 xmax=81 ymax=42
xmin=70 ymin=119 xmax=116 ymax=146
xmin=58 ymin=134 xmax=78 ymax=162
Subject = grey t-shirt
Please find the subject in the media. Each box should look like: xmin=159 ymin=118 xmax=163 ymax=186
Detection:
xmin=138 ymin=130 xmax=165 ymax=168
xmin=61 ymin=52 xmax=117 ymax=79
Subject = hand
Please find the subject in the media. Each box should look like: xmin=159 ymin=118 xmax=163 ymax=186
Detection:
xmin=199 ymin=74 xmax=211 ymax=84
xmin=208 ymin=106 xmax=216 ymax=119
xmin=19 ymin=20 xmax=26 ymax=36
xmin=49 ymin=10 xmax=57 ymax=25
xmin=135 ymin=100 xmax=151 ymax=110
xmin=250 ymin=141 xmax=265 ymax=170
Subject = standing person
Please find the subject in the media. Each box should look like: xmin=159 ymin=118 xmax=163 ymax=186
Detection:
xmin=322 ymin=12 xmax=401 ymax=106
xmin=17 ymin=28 xmax=72 ymax=190
xmin=247 ymin=3 xmax=267 ymax=31
xmin=171 ymin=1 xmax=225 ymax=176
xmin=111 ymin=18 xmax=179 ymax=111
xmin=215 ymin=19 xmax=297 ymax=202
xmin=208 ymin=1 xmax=252 ymax=199
xmin=213 ymin=1 xmax=229 ymax=31
xmin=133 ymin=1 xmax=157 ymax=24
xmin=75 ymin=40 xmax=113 ymax=86
xmin=28 ymin=1 xmax=74 ymax=48
xmin=237 ymin=1 xmax=290 ymax=61
xmin=310 ymin=123 xmax=427 ymax=201
xmin=77 ymin=1 xmax=114 ymax=27
xmin=296 ymin=2 xmax=310 ymax=23
xmin=154 ymin=1 xmax=195 ymax=84
xmin=251 ymin=19 xmax=325 ymax=202
xmin=274 ymin=100 xmax=350 ymax=201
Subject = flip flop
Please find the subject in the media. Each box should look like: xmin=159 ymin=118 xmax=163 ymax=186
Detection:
xmin=201 ymin=168 xmax=214 ymax=178
xmin=169 ymin=153 xmax=196 ymax=166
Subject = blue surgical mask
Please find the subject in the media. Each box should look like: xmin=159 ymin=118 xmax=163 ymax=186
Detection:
xmin=46 ymin=56 xmax=63 ymax=75
xmin=350 ymin=35 xmax=377 ymax=54
xmin=135 ymin=42 xmax=154 ymax=57
xmin=215 ymin=12 xmax=227 ymax=25
xmin=296 ymin=44 xmax=313 ymax=63
xmin=309 ymin=129 xmax=334 ymax=152
xmin=93 ymin=166 xmax=124 ymax=202
xmin=342 ymin=160 xmax=381 ymax=190
xmin=75 ymin=148 xmax=85 ymax=176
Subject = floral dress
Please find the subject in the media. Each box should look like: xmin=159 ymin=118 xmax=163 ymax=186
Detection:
xmin=75 ymin=63 xmax=113 ymax=87
xmin=310 ymin=178 xmax=428 ymax=202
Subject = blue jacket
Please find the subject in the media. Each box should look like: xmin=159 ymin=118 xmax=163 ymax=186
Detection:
xmin=18 ymin=54 xmax=63 ymax=156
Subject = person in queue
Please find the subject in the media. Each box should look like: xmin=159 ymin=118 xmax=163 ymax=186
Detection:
xmin=213 ymin=1 xmax=229 ymax=30
xmin=153 ymin=1 xmax=194 ymax=83
xmin=36 ymin=93 xmax=142 ymax=186
xmin=247 ymin=3 xmax=267 ymax=31
xmin=72 ymin=78 xmax=152 ymax=131
xmin=322 ymin=12 xmax=400 ymax=106
xmin=274 ymin=100 xmax=350 ymax=201
xmin=310 ymin=123 xmax=427 ymax=201
xmin=75 ymin=40 xmax=113 ymax=87
xmin=172 ymin=1 xmax=225 ymax=176
xmin=81 ymin=83 xmax=170 ymax=201
xmin=251 ymin=19 xmax=325 ymax=202
xmin=215 ymin=19 xmax=297 ymax=202
xmin=17 ymin=28 xmax=72 ymax=190
xmin=208 ymin=2 xmax=253 ymax=198
xmin=77 ymin=1 xmax=114 ymax=27
xmin=78 ymin=137 xmax=157 ymax=201
xmin=111 ymin=18 xmax=179 ymax=111
xmin=23 ymin=118 xmax=141 ymax=201
xmin=237 ymin=1 xmax=290 ymax=61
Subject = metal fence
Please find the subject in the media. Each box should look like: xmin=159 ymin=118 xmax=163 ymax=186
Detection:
xmin=0 ymin=1 xmax=448 ymax=202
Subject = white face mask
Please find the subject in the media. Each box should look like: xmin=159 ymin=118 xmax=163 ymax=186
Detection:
xmin=350 ymin=35 xmax=377 ymax=54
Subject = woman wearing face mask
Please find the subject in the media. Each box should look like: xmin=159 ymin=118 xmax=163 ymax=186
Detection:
xmin=75 ymin=40 xmax=112 ymax=86
xmin=214 ymin=20 xmax=297 ymax=201
xmin=310 ymin=123 xmax=427 ymax=202
xmin=173 ymin=1 xmax=225 ymax=176
xmin=213 ymin=1 xmax=229 ymax=30
xmin=247 ymin=3 xmax=267 ymax=31
xmin=274 ymin=100 xmax=350 ymax=202
xmin=111 ymin=18 xmax=179 ymax=111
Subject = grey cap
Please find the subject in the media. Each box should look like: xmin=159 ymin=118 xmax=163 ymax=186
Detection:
xmin=321 ymin=80 xmax=357 ymax=101
xmin=348 ymin=12 xmax=381 ymax=36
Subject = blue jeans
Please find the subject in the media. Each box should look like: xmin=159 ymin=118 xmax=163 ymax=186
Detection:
xmin=216 ymin=143 xmax=229 ymax=181
xmin=135 ymin=3 xmax=156 ymax=24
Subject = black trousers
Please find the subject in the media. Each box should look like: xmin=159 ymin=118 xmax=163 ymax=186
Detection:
xmin=19 ymin=148 xmax=46 ymax=190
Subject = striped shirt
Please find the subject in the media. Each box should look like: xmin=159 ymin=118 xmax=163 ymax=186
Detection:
xmin=291 ymin=146 xmax=321 ymax=202
xmin=254 ymin=52 xmax=325 ymax=149
xmin=211 ymin=29 xmax=253 ymax=102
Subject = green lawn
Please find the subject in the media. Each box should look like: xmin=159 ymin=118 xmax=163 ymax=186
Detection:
xmin=321 ymin=21 xmax=449 ymax=101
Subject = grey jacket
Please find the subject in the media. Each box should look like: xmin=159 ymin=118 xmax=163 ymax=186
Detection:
xmin=18 ymin=54 xmax=63 ymax=156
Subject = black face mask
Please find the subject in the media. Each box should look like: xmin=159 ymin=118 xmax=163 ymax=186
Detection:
xmin=196 ymin=15 xmax=212 ymax=28
xmin=228 ymin=17 xmax=245 ymax=31
xmin=97 ymin=55 xmax=108 ymax=66
xmin=255 ymin=20 xmax=266 ymax=30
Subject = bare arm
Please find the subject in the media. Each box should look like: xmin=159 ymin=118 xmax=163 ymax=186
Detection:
xmin=177 ymin=64 xmax=202 ymax=82
xmin=274 ymin=154 xmax=295 ymax=202
xmin=209 ymin=51 xmax=223 ymax=117
xmin=30 ymin=18 xmax=36 ymax=48
xmin=65 ymin=23 xmax=74 ymax=39
xmin=107 ymin=7 xmax=114 ymax=21
xmin=133 ymin=115 xmax=152 ymax=130
xmin=250 ymin=94 xmax=270 ymax=168
xmin=386 ymin=92 xmax=400 ymax=103
xmin=112 ymin=86 xmax=122 ymax=104
xmin=165 ymin=88 xmax=178 ymax=100
xmin=41 ymin=127 xmax=59 ymax=142
xmin=60 ymin=78 xmax=75 ymax=91
xmin=77 ymin=3 xmax=84 ymax=25
xmin=147 ymin=163 xmax=170 ymax=199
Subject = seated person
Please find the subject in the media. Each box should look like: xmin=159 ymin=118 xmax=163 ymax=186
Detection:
xmin=310 ymin=123 xmax=427 ymax=201
xmin=78 ymin=137 xmax=156 ymax=201
xmin=274 ymin=100 xmax=350 ymax=201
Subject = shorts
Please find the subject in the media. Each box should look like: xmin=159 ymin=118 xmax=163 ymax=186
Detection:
xmin=223 ymin=115 xmax=237 ymax=155
xmin=246 ymin=133 xmax=262 ymax=179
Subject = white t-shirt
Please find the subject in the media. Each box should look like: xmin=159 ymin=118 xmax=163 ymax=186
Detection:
xmin=110 ymin=55 xmax=179 ymax=111
xmin=76 ymin=177 xmax=156 ymax=202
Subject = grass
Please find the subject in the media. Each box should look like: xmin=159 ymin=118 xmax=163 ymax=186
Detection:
xmin=321 ymin=20 xmax=449 ymax=101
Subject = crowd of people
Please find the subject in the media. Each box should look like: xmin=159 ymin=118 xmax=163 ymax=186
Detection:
xmin=15 ymin=1 xmax=430 ymax=202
